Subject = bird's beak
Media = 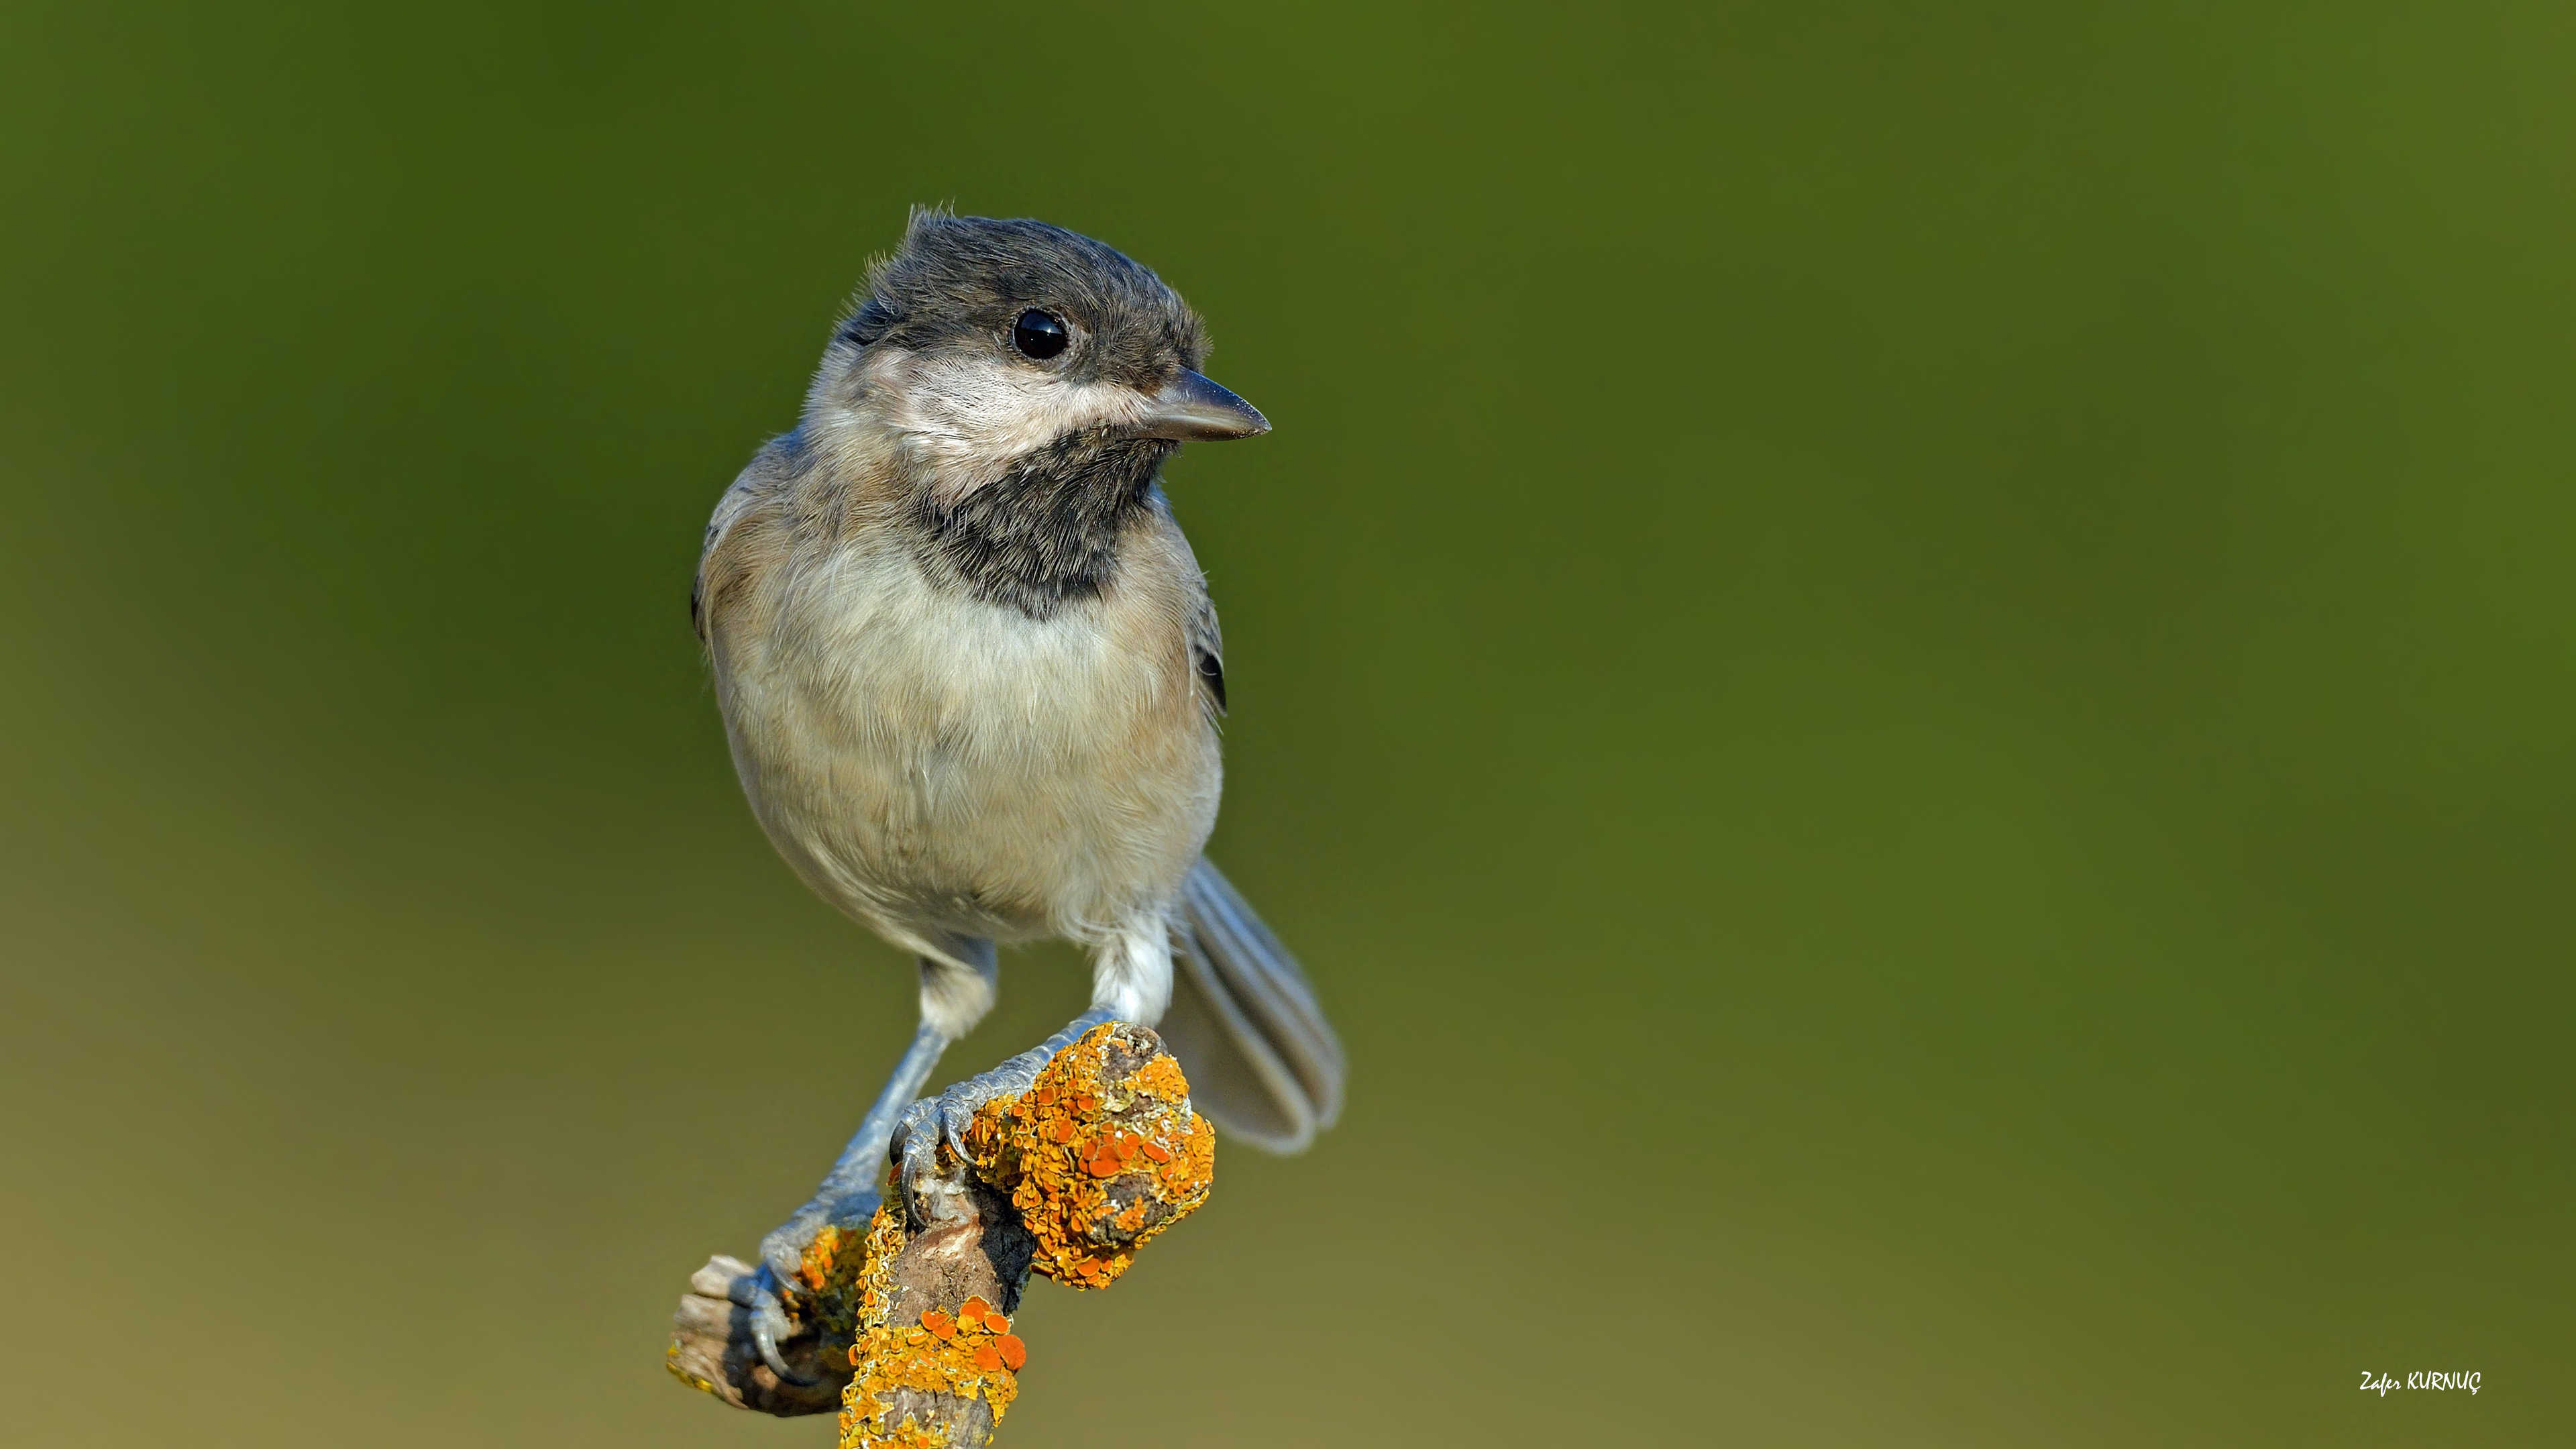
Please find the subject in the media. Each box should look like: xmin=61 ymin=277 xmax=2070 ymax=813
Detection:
xmin=1129 ymin=370 xmax=1271 ymax=441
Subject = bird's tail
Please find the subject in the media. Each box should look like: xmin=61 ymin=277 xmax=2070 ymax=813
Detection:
xmin=1160 ymin=857 xmax=1346 ymax=1153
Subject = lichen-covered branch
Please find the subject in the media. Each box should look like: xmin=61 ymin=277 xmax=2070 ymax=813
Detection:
xmin=668 ymin=1024 xmax=1216 ymax=1446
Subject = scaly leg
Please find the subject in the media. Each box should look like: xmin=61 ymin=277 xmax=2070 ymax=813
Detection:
xmin=890 ymin=916 xmax=1175 ymax=1223
xmin=743 ymin=943 xmax=996 ymax=1382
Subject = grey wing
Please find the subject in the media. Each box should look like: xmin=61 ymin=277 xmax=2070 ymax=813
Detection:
xmin=1159 ymin=857 xmax=1346 ymax=1152
xmin=1187 ymin=589 xmax=1227 ymax=717
xmin=692 ymin=429 xmax=809 ymax=645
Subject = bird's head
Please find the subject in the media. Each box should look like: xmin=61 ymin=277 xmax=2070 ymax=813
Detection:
xmin=804 ymin=209 xmax=1267 ymax=503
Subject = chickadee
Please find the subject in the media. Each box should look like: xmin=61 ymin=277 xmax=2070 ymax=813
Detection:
xmin=692 ymin=209 xmax=1343 ymax=1376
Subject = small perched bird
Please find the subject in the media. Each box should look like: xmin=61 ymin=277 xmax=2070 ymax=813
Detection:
xmin=693 ymin=209 xmax=1343 ymax=1376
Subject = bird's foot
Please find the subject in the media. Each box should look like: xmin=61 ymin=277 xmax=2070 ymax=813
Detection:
xmin=891 ymin=1042 xmax=1058 ymax=1224
xmin=740 ymin=1184 xmax=879 ymax=1385
xmin=666 ymin=1254 xmax=847 ymax=1415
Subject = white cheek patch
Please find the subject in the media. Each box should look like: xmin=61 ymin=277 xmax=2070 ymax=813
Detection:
xmin=865 ymin=349 xmax=1150 ymax=497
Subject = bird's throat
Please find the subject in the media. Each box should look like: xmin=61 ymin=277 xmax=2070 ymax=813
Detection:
xmin=916 ymin=432 xmax=1175 ymax=618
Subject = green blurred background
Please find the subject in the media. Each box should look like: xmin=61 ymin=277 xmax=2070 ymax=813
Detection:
xmin=1 ymin=2 xmax=2567 ymax=1444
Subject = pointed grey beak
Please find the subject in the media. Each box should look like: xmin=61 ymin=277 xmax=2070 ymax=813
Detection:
xmin=1130 ymin=370 xmax=1271 ymax=441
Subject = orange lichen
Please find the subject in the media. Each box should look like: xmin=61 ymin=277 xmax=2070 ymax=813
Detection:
xmin=962 ymin=1023 xmax=1217 ymax=1291
xmin=781 ymin=1218 xmax=879 ymax=1361
xmin=836 ymin=1205 xmax=1024 ymax=1449
xmin=796 ymin=1024 xmax=1212 ymax=1446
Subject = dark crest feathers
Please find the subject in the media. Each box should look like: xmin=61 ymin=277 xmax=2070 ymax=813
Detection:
xmin=837 ymin=207 xmax=1208 ymax=388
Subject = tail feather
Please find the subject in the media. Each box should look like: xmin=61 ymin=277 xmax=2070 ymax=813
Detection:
xmin=1159 ymin=857 xmax=1345 ymax=1152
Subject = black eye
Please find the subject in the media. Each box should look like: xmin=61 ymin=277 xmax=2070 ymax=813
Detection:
xmin=1011 ymin=309 xmax=1069 ymax=360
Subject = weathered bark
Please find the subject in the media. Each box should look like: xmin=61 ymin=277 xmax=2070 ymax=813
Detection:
xmin=667 ymin=1252 xmax=843 ymax=1415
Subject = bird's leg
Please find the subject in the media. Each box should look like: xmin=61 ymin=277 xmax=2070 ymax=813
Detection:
xmin=739 ymin=1016 xmax=947 ymax=1381
xmin=740 ymin=943 xmax=998 ymax=1383
xmin=890 ymin=1005 xmax=1117 ymax=1222
xmin=891 ymin=919 xmax=1175 ymax=1224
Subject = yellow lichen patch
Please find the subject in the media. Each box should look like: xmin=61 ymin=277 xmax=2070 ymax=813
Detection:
xmin=845 ymin=1413 xmax=951 ymax=1449
xmin=663 ymin=1346 xmax=717 ymax=1395
xmin=962 ymin=1023 xmax=1217 ymax=1290
xmin=795 ymin=1219 xmax=877 ymax=1352
xmin=837 ymin=1205 xmax=1023 ymax=1449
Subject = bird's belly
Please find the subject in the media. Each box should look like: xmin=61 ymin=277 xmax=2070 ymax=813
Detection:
xmin=717 ymin=560 xmax=1218 ymax=946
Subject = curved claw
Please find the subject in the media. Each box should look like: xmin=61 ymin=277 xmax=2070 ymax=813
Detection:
xmin=940 ymin=1093 xmax=977 ymax=1165
xmin=893 ymin=1099 xmax=944 ymax=1193
xmin=891 ymin=1045 xmax=1065 ymax=1212
xmin=747 ymin=1265 xmax=815 ymax=1385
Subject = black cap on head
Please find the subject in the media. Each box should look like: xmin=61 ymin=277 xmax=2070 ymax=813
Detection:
xmin=839 ymin=209 xmax=1210 ymax=390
